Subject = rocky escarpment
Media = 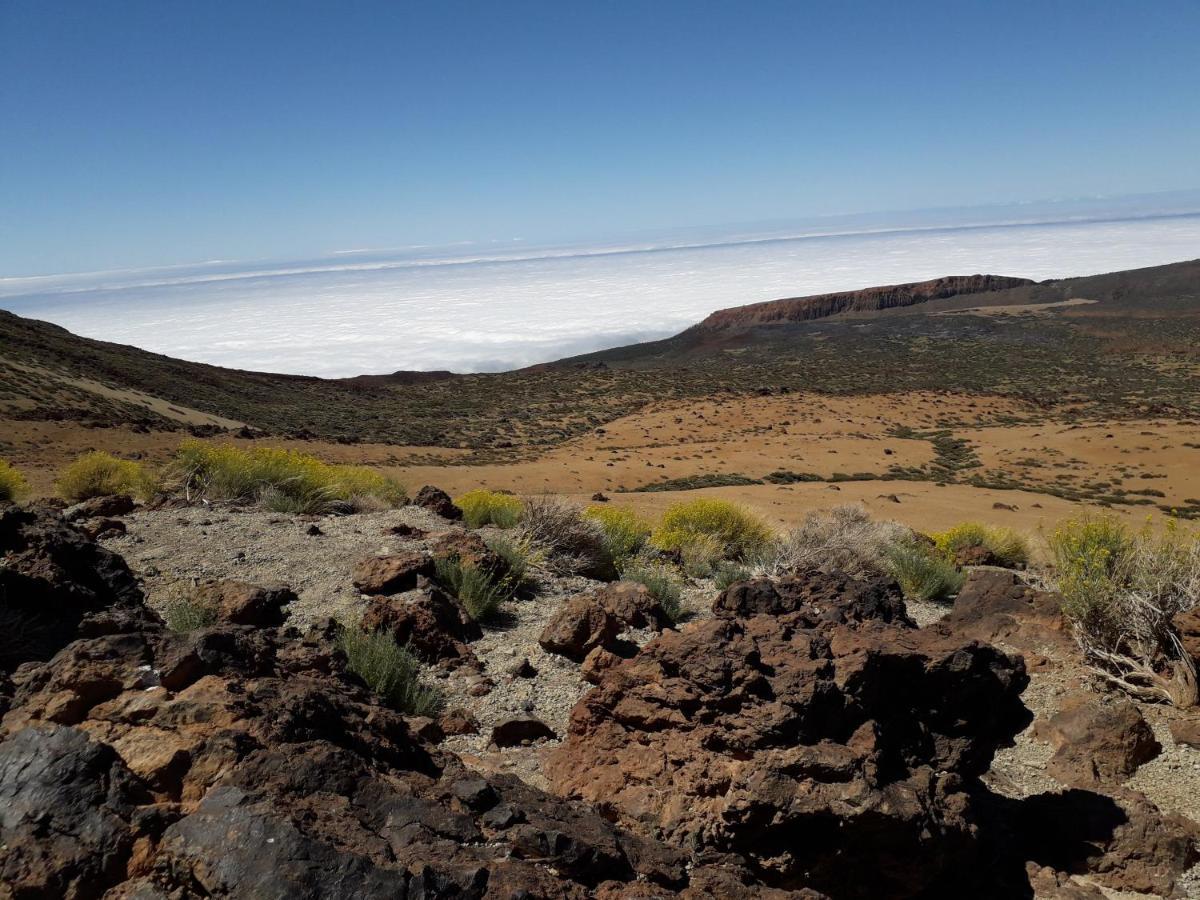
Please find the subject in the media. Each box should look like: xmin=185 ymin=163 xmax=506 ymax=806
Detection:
xmin=690 ymin=274 xmax=1036 ymax=332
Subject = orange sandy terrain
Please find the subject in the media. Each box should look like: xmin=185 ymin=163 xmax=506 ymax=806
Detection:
xmin=8 ymin=390 xmax=1196 ymax=544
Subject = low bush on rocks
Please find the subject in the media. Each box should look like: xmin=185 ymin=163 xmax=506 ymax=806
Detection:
xmin=885 ymin=541 xmax=965 ymax=602
xmin=454 ymin=488 xmax=523 ymax=528
xmin=57 ymin=451 xmax=157 ymax=502
xmin=484 ymin=533 xmax=539 ymax=593
xmin=620 ymin=562 xmax=685 ymax=622
xmin=176 ymin=440 xmax=405 ymax=513
xmin=758 ymin=505 xmax=913 ymax=577
xmin=1051 ymin=515 xmax=1200 ymax=706
xmin=584 ymin=504 xmax=651 ymax=566
xmin=932 ymin=521 xmax=1030 ymax=567
xmin=335 ymin=623 xmax=443 ymax=716
xmin=434 ymin=554 xmax=515 ymax=622
xmin=162 ymin=595 xmax=218 ymax=632
xmin=650 ymin=499 xmax=772 ymax=565
xmin=0 ymin=459 xmax=27 ymax=502
xmin=713 ymin=561 xmax=751 ymax=591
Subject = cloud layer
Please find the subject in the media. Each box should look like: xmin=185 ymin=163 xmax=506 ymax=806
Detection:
xmin=5 ymin=215 xmax=1199 ymax=377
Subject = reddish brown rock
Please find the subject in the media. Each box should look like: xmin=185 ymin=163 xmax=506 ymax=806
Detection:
xmin=954 ymin=543 xmax=1000 ymax=566
xmin=548 ymin=583 xmax=1031 ymax=898
xmin=1037 ymin=695 xmax=1161 ymax=787
xmin=413 ymin=485 xmax=462 ymax=520
xmin=936 ymin=568 xmax=1072 ymax=656
xmin=191 ymin=580 xmax=295 ymax=626
xmin=429 ymin=529 xmax=504 ymax=576
xmin=1169 ymin=716 xmax=1200 ymax=748
xmin=581 ymin=646 xmax=622 ymax=684
xmin=351 ymin=551 xmax=434 ymax=595
xmin=540 ymin=582 xmax=675 ymax=663
xmin=64 ymin=493 xmax=136 ymax=522
xmin=359 ymin=585 xmax=481 ymax=667
xmin=1173 ymin=607 xmax=1200 ymax=667
xmin=439 ymin=707 xmax=480 ymax=736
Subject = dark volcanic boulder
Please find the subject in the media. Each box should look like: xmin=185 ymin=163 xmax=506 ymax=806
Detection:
xmin=64 ymin=493 xmax=136 ymax=522
xmin=0 ymin=724 xmax=147 ymax=898
xmin=713 ymin=569 xmax=912 ymax=625
xmin=0 ymin=503 xmax=151 ymax=671
xmin=936 ymin=568 xmax=1071 ymax=656
xmin=360 ymin=584 xmax=482 ymax=667
xmin=549 ymin=573 xmax=1029 ymax=897
xmin=413 ymin=485 xmax=462 ymax=520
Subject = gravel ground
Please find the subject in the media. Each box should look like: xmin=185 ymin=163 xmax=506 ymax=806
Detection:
xmin=102 ymin=511 xmax=1200 ymax=896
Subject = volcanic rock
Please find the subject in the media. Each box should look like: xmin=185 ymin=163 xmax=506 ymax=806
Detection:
xmin=413 ymin=485 xmax=462 ymax=520
xmin=548 ymin=572 xmax=1029 ymax=897
xmin=360 ymin=584 xmax=482 ymax=667
xmin=64 ymin=493 xmax=136 ymax=522
xmin=539 ymin=582 xmax=672 ymax=662
xmin=1036 ymin=695 xmax=1162 ymax=787
xmin=191 ymin=580 xmax=296 ymax=626
xmin=429 ymin=529 xmax=505 ymax=576
xmin=935 ymin=568 xmax=1071 ymax=656
xmin=351 ymin=551 xmax=434 ymax=595
xmin=0 ymin=503 xmax=150 ymax=672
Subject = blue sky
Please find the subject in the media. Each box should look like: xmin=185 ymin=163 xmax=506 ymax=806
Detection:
xmin=2 ymin=0 xmax=1198 ymax=275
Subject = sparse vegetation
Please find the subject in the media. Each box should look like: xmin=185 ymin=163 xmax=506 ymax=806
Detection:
xmin=176 ymin=441 xmax=404 ymax=513
xmin=518 ymin=495 xmax=615 ymax=577
xmin=622 ymin=562 xmax=686 ymax=623
xmin=484 ymin=533 xmax=539 ymax=594
xmin=162 ymin=595 xmax=218 ymax=633
xmin=455 ymin=489 xmax=523 ymax=528
xmin=650 ymin=499 xmax=772 ymax=563
xmin=759 ymin=506 xmax=913 ymax=578
xmin=885 ymin=542 xmax=965 ymax=603
xmin=57 ymin=451 xmax=157 ymax=502
xmin=584 ymin=505 xmax=652 ymax=566
xmin=1050 ymin=516 xmax=1199 ymax=706
xmin=335 ymin=624 xmax=443 ymax=716
xmin=931 ymin=522 xmax=1030 ymax=567
xmin=713 ymin=562 xmax=751 ymax=591
xmin=0 ymin=459 xmax=28 ymax=502
xmin=434 ymin=554 xmax=515 ymax=622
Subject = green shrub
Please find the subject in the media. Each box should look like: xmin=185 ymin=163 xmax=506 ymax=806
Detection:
xmin=884 ymin=542 xmax=965 ymax=603
xmin=57 ymin=452 xmax=156 ymax=502
xmin=713 ymin=562 xmax=751 ymax=591
xmin=484 ymin=533 xmax=539 ymax=594
xmin=335 ymin=624 xmax=442 ymax=716
xmin=177 ymin=440 xmax=404 ymax=513
xmin=584 ymin=505 xmax=652 ymax=565
xmin=931 ymin=522 xmax=1030 ymax=567
xmin=650 ymin=499 xmax=772 ymax=562
xmin=622 ymin=563 xmax=686 ymax=623
xmin=0 ymin=460 xmax=28 ymax=502
xmin=434 ymin=555 xmax=513 ymax=622
xmin=162 ymin=596 xmax=217 ymax=633
xmin=1048 ymin=516 xmax=1132 ymax=631
xmin=455 ymin=489 xmax=523 ymax=528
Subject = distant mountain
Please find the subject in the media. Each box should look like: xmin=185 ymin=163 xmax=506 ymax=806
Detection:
xmin=2 ymin=258 xmax=1198 ymax=450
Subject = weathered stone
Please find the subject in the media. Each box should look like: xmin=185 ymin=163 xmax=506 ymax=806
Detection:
xmin=540 ymin=582 xmax=674 ymax=662
xmin=351 ymin=551 xmax=434 ymax=595
xmin=64 ymin=494 xmax=136 ymax=522
xmin=937 ymin=568 xmax=1071 ymax=656
xmin=1037 ymin=695 xmax=1161 ymax=787
xmin=360 ymin=585 xmax=481 ymax=668
xmin=191 ymin=580 xmax=295 ymax=626
xmin=413 ymin=485 xmax=462 ymax=520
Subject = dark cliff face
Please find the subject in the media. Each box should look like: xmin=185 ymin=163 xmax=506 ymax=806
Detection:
xmin=689 ymin=274 xmax=1037 ymax=332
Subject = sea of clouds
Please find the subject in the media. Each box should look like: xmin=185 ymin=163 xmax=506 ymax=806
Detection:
xmin=2 ymin=212 xmax=1199 ymax=377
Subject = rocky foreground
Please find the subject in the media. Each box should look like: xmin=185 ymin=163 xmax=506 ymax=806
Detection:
xmin=2 ymin=499 xmax=1199 ymax=898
